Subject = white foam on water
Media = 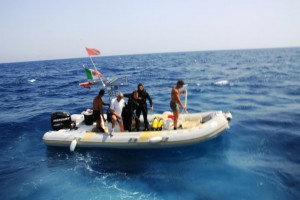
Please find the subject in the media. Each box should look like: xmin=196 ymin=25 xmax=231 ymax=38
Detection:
xmin=28 ymin=79 xmax=36 ymax=83
xmin=213 ymin=80 xmax=230 ymax=86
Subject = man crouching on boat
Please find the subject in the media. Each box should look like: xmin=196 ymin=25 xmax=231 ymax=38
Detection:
xmin=170 ymin=80 xmax=187 ymax=130
xmin=110 ymin=92 xmax=125 ymax=134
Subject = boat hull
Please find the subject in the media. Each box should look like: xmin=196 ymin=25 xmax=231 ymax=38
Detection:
xmin=43 ymin=111 xmax=231 ymax=150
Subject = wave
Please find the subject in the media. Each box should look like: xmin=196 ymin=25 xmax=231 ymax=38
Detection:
xmin=213 ymin=80 xmax=230 ymax=86
xmin=28 ymin=79 xmax=36 ymax=83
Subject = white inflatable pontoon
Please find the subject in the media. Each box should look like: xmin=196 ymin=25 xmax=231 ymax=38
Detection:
xmin=43 ymin=111 xmax=232 ymax=151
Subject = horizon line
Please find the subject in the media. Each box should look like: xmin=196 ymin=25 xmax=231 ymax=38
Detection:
xmin=1 ymin=45 xmax=299 ymax=65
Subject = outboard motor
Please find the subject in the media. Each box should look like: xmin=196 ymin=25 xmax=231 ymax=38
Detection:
xmin=51 ymin=112 xmax=72 ymax=131
xmin=224 ymin=112 xmax=233 ymax=121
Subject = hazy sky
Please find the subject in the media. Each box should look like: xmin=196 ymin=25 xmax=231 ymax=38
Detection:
xmin=0 ymin=0 xmax=299 ymax=63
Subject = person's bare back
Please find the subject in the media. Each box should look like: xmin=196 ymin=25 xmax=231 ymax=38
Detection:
xmin=171 ymin=86 xmax=180 ymax=103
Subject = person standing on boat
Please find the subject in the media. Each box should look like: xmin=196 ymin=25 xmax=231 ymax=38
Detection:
xmin=93 ymin=89 xmax=109 ymax=132
xmin=170 ymin=80 xmax=187 ymax=130
xmin=123 ymin=90 xmax=140 ymax=131
xmin=110 ymin=92 xmax=125 ymax=133
xmin=136 ymin=83 xmax=153 ymax=131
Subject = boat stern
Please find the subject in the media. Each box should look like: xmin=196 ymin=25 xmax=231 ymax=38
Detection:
xmin=224 ymin=111 xmax=233 ymax=122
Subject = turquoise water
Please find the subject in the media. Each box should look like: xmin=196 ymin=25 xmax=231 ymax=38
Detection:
xmin=0 ymin=48 xmax=299 ymax=199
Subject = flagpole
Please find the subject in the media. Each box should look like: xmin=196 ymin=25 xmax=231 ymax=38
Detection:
xmin=89 ymin=56 xmax=97 ymax=71
xmin=88 ymin=55 xmax=106 ymax=87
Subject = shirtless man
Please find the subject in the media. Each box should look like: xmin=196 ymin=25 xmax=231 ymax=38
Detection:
xmin=93 ymin=89 xmax=109 ymax=132
xmin=170 ymin=80 xmax=187 ymax=130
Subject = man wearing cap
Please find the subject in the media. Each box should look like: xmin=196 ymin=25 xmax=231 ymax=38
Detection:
xmin=109 ymin=92 xmax=125 ymax=133
xmin=170 ymin=80 xmax=187 ymax=130
xmin=137 ymin=83 xmax=153 ymax=131
xmin=93 ymin=89 xmax=109 ymax=132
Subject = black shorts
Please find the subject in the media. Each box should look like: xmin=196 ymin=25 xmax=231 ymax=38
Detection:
xmin=170 ymin=101 xmax=179 ymax=112
xmin=93 ymin=110 xmax=100 ymax=120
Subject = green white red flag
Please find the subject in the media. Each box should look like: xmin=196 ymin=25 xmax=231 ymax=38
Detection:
xmin=85 ymin=68 xmax=102 ymax=80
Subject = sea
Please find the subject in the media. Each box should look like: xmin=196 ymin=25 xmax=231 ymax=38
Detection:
xmin=0 ymin=48 xmax=299 ymax=200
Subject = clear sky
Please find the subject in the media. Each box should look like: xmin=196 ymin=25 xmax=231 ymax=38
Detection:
xmin=0 ymin=0 xmax=300 ymax=63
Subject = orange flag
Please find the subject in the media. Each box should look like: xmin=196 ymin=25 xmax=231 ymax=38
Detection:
xmin=85 ymin=47 xmax=100 ymax=56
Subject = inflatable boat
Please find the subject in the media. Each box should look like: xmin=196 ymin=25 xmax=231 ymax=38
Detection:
xmin=43 ymin=111 xmax=232 ymax=151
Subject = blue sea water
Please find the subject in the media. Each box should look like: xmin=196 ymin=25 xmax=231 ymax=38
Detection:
xmin=0 ymin=48 xmax=300 ymax=200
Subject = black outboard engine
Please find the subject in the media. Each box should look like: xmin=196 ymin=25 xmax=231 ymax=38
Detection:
xmin=51 ymin=112 xmax=72 ymax=131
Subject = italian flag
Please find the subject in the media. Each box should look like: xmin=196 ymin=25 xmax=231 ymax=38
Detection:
xmin=85 ymin=68 xmax=102 ymax=80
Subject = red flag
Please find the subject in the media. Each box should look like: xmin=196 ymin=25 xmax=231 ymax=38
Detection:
xmin=85 ymin=47 xmax=100 ymax=56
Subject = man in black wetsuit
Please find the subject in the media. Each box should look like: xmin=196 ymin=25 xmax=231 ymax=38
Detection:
xmin=136 ymin=83 xmax=153 ymax=131
xmin=122 ymin=91 xmax=140 ymax=131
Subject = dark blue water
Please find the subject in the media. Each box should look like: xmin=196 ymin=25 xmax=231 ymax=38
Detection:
xmin=1 ymin=48 xmax=300 ymax=199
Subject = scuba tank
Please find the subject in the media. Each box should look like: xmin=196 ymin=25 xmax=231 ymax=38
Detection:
xmin=157 ymin=118 xmax=163 ymax=131
xmin=152 ymin=117 xmax=158 ymax=130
